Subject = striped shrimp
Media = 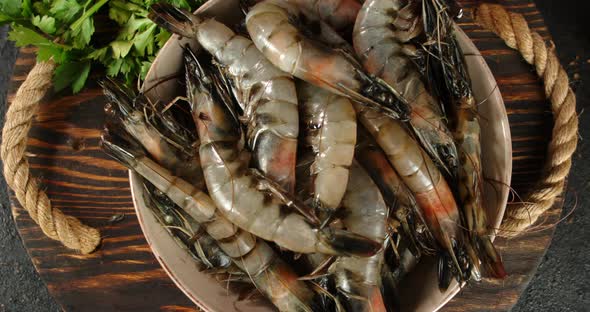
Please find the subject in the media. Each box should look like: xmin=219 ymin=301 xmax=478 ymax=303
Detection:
xmin=187 ymin=51 xmax=381 ymax=257
xmin=101 ymin=130 xmax=319 ymax=311
xmin=298 ymin=82 xmax=357 ymax=216
xmin=353 ymin=0 xmax=459 ymax=176
xmin=329 ymin=161 xmax=388 ymax=312
xmin=150 ymin=3 xmax=298 ymax=193
xmin=421 ymin=0 xmax=505 ymax=279
xmin=355 ymin=126 xmax=435 ymax=254
xmin=244 ymin=0 xmax=410 ymax=120
xmin=355 ymin=104 xmax=470 ymax=289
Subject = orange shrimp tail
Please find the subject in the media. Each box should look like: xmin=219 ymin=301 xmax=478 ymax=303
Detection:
xmin=477 ymin=236 xmax=507 ymax=279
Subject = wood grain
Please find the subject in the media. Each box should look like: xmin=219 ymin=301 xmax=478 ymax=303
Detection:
xmin=8 ymin=0 xmax=563 ymax=311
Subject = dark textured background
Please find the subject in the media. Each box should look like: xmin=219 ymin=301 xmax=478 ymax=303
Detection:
xmin=0 ymin=1 xmax=588 ymax=311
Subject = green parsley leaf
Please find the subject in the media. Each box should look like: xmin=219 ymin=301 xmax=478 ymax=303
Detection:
xmin=133 ymin=24 xmax=156 ymax=56
xmin=0 ymin=0 xmax=22 ymax=17
xmin=50 ymin=0 xmax=82 ymax=24
xmin=0 ymin=13 xmax=11 ymax=23
xmin=155 ymin=29 xmax=171 ymax=48
xmin=107 ymin=58 xmax=123 ymax=76
xmin=68 ymin=16 xmax=94 ymax=48
xmin=32 ymin=1 xmax=50 ymax=16
xmin=86 ymin=46 xmax=109 ymax=62
xmin=8 ymin=24 xmax=53 ymax=47
xmin=71 ymin=61 xmax=91 ymax=93
xmin=21 ymin=0 xmax=32 ymax=18
xmin=119 ymin=15 xmax=152 ymax=40
xmin=111 ymin=40 xmax=133 ymax=58
xmin=108 ymin=5 xmax=130 ymax=25
xmin=53 ymin=61 xmax=91 ymax=93
xmin=37 ymin=45 xmax=66 ymax=63
xmin=32 ymin=15 xmax=57 ymax=34
xmin=140 ymin=60 xmax=153 ymax=79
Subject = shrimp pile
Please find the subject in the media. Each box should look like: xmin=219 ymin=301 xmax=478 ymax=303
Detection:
xmin=98 ymin=1 xmax=507 ymax=310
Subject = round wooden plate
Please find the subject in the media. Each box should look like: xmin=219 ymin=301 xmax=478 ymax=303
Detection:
xmin=8 ymin=1 xmax=563 ymax=311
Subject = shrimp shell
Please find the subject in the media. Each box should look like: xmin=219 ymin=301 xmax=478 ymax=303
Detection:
xmin=353 ymin=0 xmax=459 ymax=175
xmin=298 ymin=82 xmax=357 ymax=212
xmin=355 ymin=104 xmax=465 ymax=280
xmin=188 ymin=51 xmax=380 ymax=257
xmin=245 ymin=0 xmax=409 ymax=120
xmin=102 ymin=79 xmax=204 ymax=187
xmin=288 ymin=0 xmax=362 ymax=31
xmin=329 ymin=162 xmax=388 ymax=312
xmin=102 ymin=132 xmax=318 ymax=311
xmin=150 ymin=3 xmax=299 ymax=193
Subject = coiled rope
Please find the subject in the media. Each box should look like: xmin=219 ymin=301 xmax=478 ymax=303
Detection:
xmin=475 ymin=3 xmax=578 ymax=236
xmin=1 ymin=60 xmax=100 ymax=254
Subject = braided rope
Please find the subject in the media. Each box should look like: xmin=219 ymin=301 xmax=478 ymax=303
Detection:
xmin=475 ymin=4 xmax=578 ymax=236
xmin=1 ymin=60 xmax=100 ymax=254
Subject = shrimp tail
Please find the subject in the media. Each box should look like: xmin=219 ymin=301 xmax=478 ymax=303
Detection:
xmin=149 ymin=3 xmax=201 ymax=38
xmin=475 ymin=235 xmax=507 ymax=278
xmin=321 ymin=229 xmax=382 ymax=257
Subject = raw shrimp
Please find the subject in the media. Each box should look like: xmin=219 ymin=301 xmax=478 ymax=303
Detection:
xmin=244 ymin=0 xmax=410 ymax=120
xmin=298 ymin=82 xmax=357 ymax=215
xmin=287 ymin=0 xmax=362 ymax=31
xmin=355 ymin=126 xmax=436 ymax=252
xmin=454 ymin=97 xmax=505 ymax=279
xmin=143 ymin=182 xmax=234 ymax=270
xmin=101 ymin=131 xmax=319 ymax=311
xmin=355 ymin=104 xmax=468 ymax=288
xmin=150 ymin=3 xmax=299 ymax=193
xmin=353 ymin=0 xmax=459 ymax=176
xmin=421 ymin=0 xmax=506 ymax=279
xmin=187 ymin=51 xmax=380 ymax=257
xmin=101 ymin=79 xmax=204 ymax=187
xmin=329 ymin=161 xmax=388 ymax=312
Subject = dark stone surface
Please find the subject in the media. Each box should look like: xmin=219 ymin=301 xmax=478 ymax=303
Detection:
xmin=0 ymin=1 xmax=588 ymax=311
xmin=511 ymin=1 xmax=590 ymax=311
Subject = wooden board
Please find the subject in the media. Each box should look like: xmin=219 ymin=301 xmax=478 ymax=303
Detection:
xmin=8 ymin=0 xmax=563 ymax=311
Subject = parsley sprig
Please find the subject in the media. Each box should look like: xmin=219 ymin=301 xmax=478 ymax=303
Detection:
xmin=0 ymin=0 xmax=203 ymax=93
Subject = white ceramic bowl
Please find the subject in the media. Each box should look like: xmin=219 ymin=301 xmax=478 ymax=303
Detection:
xmin=132 ymin=1 xmax=512 ymax=311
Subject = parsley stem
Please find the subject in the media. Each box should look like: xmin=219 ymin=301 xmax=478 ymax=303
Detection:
xmin=70 ymin=0 xmax=110 ymax=32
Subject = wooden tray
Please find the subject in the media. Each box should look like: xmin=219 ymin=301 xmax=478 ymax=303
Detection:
xmin=8 ymin=0 xmax=563 ymax=310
